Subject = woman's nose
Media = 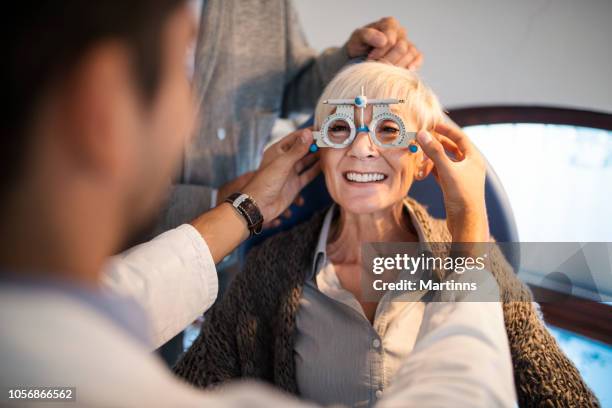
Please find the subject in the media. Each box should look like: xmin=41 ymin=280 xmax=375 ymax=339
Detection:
xmin=348 ymin=131 xmax=379 ymax=159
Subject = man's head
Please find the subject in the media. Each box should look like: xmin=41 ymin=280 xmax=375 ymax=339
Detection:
xmin=2 ymin=1 xmax=195 ymax=260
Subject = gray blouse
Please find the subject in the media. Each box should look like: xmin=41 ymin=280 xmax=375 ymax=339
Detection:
xmin=294 ymin=203 xmax=429 ymax=408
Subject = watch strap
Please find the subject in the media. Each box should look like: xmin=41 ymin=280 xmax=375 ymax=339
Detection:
xmin=224 ymin=192 xmax=264 ymax=237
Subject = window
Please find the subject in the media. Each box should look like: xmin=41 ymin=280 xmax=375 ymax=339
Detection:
xmin=548 ymin=325 xmax=612 ymax=407
xmin=464 ymin=123 xmax=612 ymax=242
xmin=450 ymin=106 xmax=612 ymax=401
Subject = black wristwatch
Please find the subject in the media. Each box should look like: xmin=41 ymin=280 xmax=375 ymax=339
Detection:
xmin=224 ymin=192 xmax=264 ymax=237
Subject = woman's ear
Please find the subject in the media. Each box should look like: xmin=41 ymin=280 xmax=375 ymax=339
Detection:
xmin=415 ymin=152 xmax=434 ymax=181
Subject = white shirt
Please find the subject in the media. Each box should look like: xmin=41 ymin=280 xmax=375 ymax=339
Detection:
xmin=0 ymin=224 xmax=516 ymax=407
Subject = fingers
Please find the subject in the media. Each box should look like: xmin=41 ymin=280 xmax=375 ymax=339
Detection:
xmin=277 ymin=128 xmax=311 ymax=153
xmin=356 ymin=27 xmax=387 ymax=49
xmin=415 ymin=130 xmax=452 ymax=172
xmin=269 ymin=129 xmax=313 ymax=173
xmin=379 ymin=37 xmax=409 ymax=64
xmin=364 ymin=18 xmax=422 ymax=70
xmin=392 ymin=42 xmax=422 ymax=70
xmin=294 ymin=151 xmax=319 ymax=174
xmin=408 ymin=52 xmax=424 ymax=70
xmin=298 ymin=160 xmax=321 ymax=189
xmin=433 ymin=123 xmax=474 ymax=155
xmin=437 ymin=135 xmax=464 ymax=161
xmin=367 ymin=17 xmax=401 ymax=60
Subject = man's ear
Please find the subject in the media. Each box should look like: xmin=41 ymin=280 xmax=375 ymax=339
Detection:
xmin=58 ymin=42 xmax=139 ymax=180
xmin=414 ymin=151 xmax=434 ymax=181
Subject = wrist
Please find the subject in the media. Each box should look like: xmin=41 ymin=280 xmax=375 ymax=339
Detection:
xmin=190 ymin=203 xmax=249 ymax=263
xmin=224 ymin=192 xmax=264 ymax=237
xmin=219 ymin=202 xmax=250 ymax=241
xmin=448 ymin=206 xmax=489 ymax=243
xmin=242 ymin=185 xmax=271 ymax=222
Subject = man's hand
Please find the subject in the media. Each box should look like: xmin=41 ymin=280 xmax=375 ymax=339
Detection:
xmin=243 ymin=129 xmax=320 ymax=223
xmin=346 ymin=17 xmax=423 ymax=70
xmin=191 ymin=129 xmax=319 ymax=263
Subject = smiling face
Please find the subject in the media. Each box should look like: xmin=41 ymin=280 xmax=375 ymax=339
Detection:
xmin=320 ymin=105 xmax=423 ymax=214
xmin=315 ymin=62 xmax=444 ymax=215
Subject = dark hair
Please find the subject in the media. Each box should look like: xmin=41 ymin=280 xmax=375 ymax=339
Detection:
xmin=2 ymin=0 xmax=186 ymax=198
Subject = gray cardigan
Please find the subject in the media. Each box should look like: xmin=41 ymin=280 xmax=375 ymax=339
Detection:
xmin=157 ymin=0 xmax=349 ymax=232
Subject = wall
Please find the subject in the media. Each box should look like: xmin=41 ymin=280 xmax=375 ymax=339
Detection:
xmin=294 ymin=0 xmax=612 ymax=113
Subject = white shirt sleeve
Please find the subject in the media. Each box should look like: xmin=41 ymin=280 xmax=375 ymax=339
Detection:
xmin=102 ymin=224 xmax=218 ymax=350
xmin=377 ymin=301 xmax=517 ymax=407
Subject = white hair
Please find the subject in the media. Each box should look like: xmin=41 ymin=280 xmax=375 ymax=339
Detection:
xmin=314 ymin=61 xmax=444 ymax=131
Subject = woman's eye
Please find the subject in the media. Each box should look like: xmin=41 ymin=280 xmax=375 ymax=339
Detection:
xmin=331 ymin=126 xmax=349 ymax=132
xmin=382 ymin=127 xmax=400 ymax=134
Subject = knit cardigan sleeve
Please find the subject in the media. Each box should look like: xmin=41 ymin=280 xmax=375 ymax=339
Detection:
xmin=172 ymin=268 xmax=244 ymax=387
xmin=172 ymin=237 xmax=282 ymax=387
xmin=487 ymin=244 xmax=600 ymax=408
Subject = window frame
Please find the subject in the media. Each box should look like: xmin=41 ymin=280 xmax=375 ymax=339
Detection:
xmin=448 ymin=105 xmax=612 ymax=345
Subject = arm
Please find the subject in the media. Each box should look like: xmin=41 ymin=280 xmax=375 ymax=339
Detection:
xmin=103 ymin=224 xmax=218 ymax=350
xmin=282 ymin=1 xmax=423 ymax=115
xmin=155 ymin=171 xmax=258 ymax=235
xmin=378 ymin=301 xmax=516 ymax=407
xmin=281 ymin=0 xmax=350 ymax=115
xmin=101 ymin=130 xmax=318 ymax=349
xmin=170 ymin=300 xmax=515 ymax=407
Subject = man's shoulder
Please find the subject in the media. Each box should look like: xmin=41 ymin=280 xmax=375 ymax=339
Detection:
xmin=0 ymin=288 xmax=162 ymax=395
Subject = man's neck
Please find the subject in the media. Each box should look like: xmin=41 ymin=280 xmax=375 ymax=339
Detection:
xmin=0 ymin=184 xmax=119 ymax=288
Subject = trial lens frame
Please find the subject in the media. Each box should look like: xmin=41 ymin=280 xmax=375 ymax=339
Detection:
xmin=313 ymin=86 xmax=417 ymax=149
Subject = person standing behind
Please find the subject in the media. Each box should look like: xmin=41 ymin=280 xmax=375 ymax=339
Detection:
xmin=159 ymin=0 xmax=424 ymax=230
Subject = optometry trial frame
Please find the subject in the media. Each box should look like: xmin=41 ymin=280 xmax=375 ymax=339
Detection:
xmin=311 ymin=86 xmax=418 ymax=152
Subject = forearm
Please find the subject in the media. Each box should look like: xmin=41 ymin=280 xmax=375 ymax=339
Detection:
xmin=282 ymin=0 xmax=349 ymax=114
xmin=190 ymin=202 xmax=249 ymax=264
xmin=283 ymin=45 xmax=350 ymax=114
xmin=448 ymin=203 xmax=490 ymax=244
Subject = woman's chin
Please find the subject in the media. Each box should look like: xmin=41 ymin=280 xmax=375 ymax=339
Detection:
xmin=335 ymin=197 xmax=392 ymax=214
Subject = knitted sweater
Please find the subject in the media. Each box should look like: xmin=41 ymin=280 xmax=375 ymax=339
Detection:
xmin=174 ymin=198 xmax=599 ymax=407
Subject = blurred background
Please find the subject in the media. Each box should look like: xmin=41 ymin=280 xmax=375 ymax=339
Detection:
xmin=295 ymin=0 xmax=612 ymax=112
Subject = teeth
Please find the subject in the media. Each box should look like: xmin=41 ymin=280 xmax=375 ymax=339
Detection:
xmin=345 ymin=172 xmax=386 ymax=183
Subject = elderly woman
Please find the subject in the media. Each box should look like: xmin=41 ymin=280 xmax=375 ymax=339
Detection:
xmin=174 ymin=62 xmax=598 ymax=407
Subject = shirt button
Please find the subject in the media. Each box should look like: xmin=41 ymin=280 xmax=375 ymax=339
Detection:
xmin=217 ymin=128 xmax=226 ymax=140
xmin=372 ymin=338 xmax=381 ymax=348
xmin=375 ymin=390 xmax=383 ymax=398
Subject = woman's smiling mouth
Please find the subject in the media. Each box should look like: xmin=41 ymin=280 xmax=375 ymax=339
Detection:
xmin=344 ymin=171 xmax=388 ymax=183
